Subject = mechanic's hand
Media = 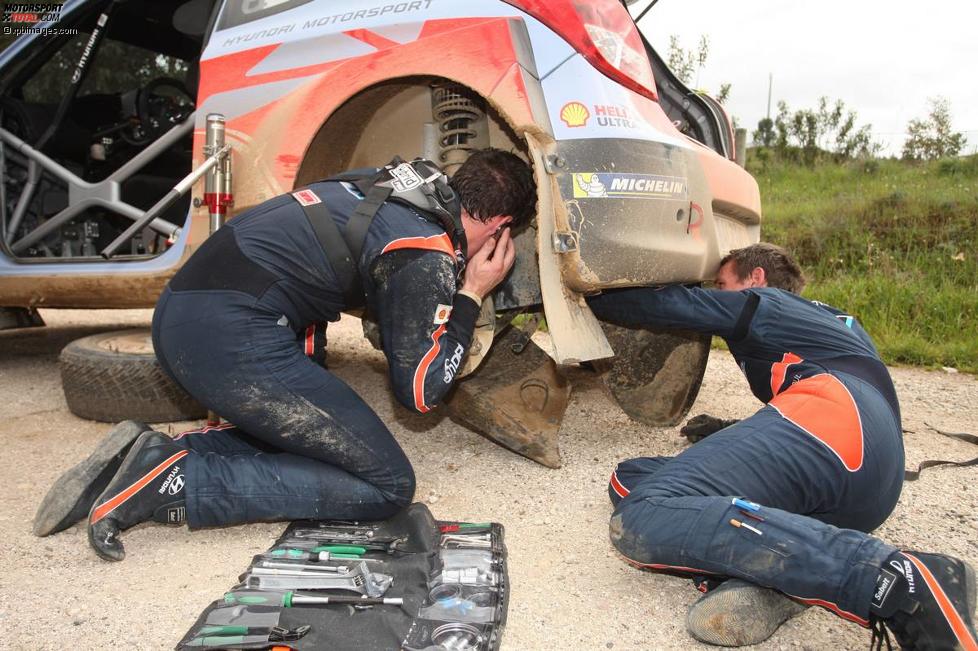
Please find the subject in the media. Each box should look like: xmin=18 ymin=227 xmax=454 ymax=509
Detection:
xmin=461 ymin=227 xmax=516 ymax=300
xmin=680 ymin=413 xmax=739 ymax=444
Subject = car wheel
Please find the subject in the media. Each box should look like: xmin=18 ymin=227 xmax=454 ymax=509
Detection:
xmin=60 ymin=329 xmax=206 ymax=423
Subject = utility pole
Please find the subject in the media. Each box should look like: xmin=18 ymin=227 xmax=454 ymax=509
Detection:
xmin=766 ymin=73 xmax=773 ymax=120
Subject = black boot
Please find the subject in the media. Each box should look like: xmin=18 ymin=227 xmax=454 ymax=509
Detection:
xmin=87 ymin=431 xmax=189 ymax=561
xmin=34 ymin=420 xmax=149 ymax=537
xmin=870 ymin=551 xmax=977 ymax=650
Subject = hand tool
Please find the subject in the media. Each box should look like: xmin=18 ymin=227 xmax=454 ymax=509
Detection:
xmin=264 ymin=547 xmax=383 ymax=564
xmin=284 ymin=533 xmax=406 ymax=553
xmin=441 ymin=533 xmax=492 ymax=549
xmin=246 ymin=561 xmax=393 ymax=597
xmin=248 ymin=567 xmax=352 ymax=578
xmin=187 ymin=624 xmax=310 ymax=647
xmin=439 ymin=523 xmax=491 ymax=533
xmin=256 ymin=560 xmax=349 ymax=573
xmin=203 ymin=604 xmax=281 ymax=628
xmin=223 ymin=588 xmax=403 ymax=607
xmin=435 ymin=567 xmax=496 ymax=586
xmin=290 ymin=526 xmax=376 ymax=538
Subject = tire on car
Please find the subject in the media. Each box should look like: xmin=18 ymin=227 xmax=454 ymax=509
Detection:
xmin=60 ymin=328 xmax=206 ymax=423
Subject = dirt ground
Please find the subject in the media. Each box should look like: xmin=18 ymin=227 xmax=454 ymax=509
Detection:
xmin=1 ymin=309 xmax=976 ymax=651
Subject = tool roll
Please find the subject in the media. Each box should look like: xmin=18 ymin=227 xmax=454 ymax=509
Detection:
xmin=176 ymin=503 xmax=509 ymax=650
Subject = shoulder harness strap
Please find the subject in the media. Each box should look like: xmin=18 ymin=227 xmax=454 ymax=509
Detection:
xmin=290 ymin=188 xmax=363 ymax=308
xmin=294 ymin=157 xmax=465 ymax=308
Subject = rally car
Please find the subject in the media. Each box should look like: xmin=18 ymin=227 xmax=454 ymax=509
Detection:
xmin=0 ymin=0 xmax=760 ymax=466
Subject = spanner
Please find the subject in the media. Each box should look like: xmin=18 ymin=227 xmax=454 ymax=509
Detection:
xmin=246 ymin=561 xmax=393 ymax=597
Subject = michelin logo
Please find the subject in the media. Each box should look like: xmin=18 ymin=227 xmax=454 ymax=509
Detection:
xmin=572 ymin=173 xmax=687 ymax=200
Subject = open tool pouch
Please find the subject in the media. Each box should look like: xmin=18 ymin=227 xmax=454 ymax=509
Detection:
xmin=176 ymin=503 xmax=509 ymax=651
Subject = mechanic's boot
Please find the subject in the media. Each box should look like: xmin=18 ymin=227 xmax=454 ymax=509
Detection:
xmin=33 ymin=420 xmax=149 ymax=537
xmin=871 ymin=551 xmax=977 ymax=650
xmin=88 ymin=431 xmax=189 ymax=562
xmin=686 ymin=579 xmax=808 ymax=646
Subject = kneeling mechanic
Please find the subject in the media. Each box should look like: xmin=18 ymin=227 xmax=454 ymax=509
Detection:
xmin=589 ymin=244 xmax=977 ymax=650
xmin=35 ymin=150 xmax=536 ymax=561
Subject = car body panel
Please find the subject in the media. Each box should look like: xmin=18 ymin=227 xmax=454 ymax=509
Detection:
xmin=1 ymin=0 xmax=760 ymax=324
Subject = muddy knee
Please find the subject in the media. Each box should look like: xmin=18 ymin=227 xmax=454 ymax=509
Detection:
xmin=609 ymin=508 xmax=652 ymax=563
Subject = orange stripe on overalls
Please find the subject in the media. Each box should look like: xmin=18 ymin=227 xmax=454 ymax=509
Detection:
xmin=382 ymin=234 xmax=455 ymax=257
xmin=770 ymin=374 xmax=864 ymax=472
xmin=413 ymin=324 xmax=447 ymax=413
xmin=770 ymin=352 xmax=803 ymax=397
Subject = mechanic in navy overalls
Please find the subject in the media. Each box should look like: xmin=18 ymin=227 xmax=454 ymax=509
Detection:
xmin=588 ymin=244 xmax=977 ymax=650
xmin=81 ymin=150 xmax=536 ymax=561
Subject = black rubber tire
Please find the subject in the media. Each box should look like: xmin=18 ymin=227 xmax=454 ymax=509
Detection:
xmin=60 ymin=328 xmax=206 ymax=423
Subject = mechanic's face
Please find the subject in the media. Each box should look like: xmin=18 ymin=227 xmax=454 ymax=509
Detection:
xmin=715 ymin=261 xmax=766 ymax=290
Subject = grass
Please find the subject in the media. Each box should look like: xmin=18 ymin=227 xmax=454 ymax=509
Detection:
xmin=746 ymin=152 xmax=978 ymax=373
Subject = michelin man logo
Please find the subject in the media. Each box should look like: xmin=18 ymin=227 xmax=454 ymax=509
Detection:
xmin=573 ymin=173 xmax=607 ymax=198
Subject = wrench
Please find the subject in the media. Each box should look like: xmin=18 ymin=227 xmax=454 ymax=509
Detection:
xmin=256 ymin=560 xmax=349 ymax=573
xmin=246 ymin=561 xmax=393 ymax=597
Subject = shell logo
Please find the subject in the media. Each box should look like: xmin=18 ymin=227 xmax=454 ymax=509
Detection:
xmin=560 ymin=101 xmax=590 ymax=128
xmin=433 ymin=303 xmax=453 ymax=324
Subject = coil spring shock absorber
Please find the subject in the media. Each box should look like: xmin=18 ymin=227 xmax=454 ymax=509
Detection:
xmin=431 ymin=84 xmax=487 ymax=174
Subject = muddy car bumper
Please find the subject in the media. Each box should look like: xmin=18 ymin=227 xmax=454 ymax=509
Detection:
xmin=546 ymin=137 xmax=759 ymax=292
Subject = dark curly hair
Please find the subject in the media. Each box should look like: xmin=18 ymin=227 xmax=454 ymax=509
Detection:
xmin=449 ymin=149 xmax=536 ymax=227
xmin=719 ymin=243 xmax=807 ymax=294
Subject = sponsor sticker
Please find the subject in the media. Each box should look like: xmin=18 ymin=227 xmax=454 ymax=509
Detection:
xmin=559 ymin=101 xmax=645 ymax=130
xmin=571 ymin=172 xmax=688 ymax=200
xmin=390 ymin=162 xmax=424 ymax=192
xmin=433 ymin=303 xmax=453 ymax=325
xmin=292 ymin=189 xmax=321 ymax=206
xmin=560 ymin=102 xmax=590 ymax=128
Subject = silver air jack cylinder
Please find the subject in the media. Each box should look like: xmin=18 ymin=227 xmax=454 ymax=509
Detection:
xmin=203 ymin=113 xmax=232 ymax=428
xmin=204 ymin=113 xmax=232 ymax=233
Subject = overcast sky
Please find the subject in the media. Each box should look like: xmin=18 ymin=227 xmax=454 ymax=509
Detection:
xmin=634 ymin=0 xmax=978 ymax=157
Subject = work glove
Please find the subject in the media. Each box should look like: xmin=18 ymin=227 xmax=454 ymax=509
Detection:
xmin=680 ymin=414 xmax=739 ymax=444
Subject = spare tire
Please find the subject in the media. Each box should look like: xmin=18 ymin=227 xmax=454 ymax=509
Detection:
xmin=60 ymin=329 xmax=206 ymax=423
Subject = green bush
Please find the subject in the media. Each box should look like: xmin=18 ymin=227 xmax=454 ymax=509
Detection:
xmin=748 ymin=153 xmax=978 ymax=372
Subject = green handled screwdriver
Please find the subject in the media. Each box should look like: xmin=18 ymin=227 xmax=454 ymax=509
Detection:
xmin=266 ymin=545 xmax=367 ymax=561
xmin=311 ymin=544 xmax=366 ymax=557
xmin=186 ymin=634 xmax=269 ymax=647
xmin=196 ymin=625 xmax=277 ymax=636
xmin=188 ymin=624 xmax=311 ymax=647
xmin=223 ymin=588 xmax=403 ymax=607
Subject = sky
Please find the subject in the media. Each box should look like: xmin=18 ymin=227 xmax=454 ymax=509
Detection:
xmin=633 ymin=0 xmax=978 ymax=157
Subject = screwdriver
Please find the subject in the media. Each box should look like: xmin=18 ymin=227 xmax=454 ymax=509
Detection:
xmin=267 ymin=545 xmax=367 ymax=560
xmin=188 ymin=624 xmax=311 ymax=647
xmin=224 ymin=588 xmax=403 ymax=607
xmin=186 ymin=635 xmax=270 ymax=647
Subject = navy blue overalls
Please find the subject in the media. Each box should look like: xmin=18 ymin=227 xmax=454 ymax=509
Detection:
xmin=152 ymin=179 xmax=480 ymax=527
xmin=587 ymin=286 xmax=904 ymax=626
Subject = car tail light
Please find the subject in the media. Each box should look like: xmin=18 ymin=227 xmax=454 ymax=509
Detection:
xmin=504 ymin=0 xmax=657 ymax=100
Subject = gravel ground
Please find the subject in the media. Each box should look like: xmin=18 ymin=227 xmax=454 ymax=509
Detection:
xmin=1 ymin=309 xmax=975 ymax=650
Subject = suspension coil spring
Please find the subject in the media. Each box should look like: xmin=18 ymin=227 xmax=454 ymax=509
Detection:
xmin=431 ymin=84 xmax=485 ymax=173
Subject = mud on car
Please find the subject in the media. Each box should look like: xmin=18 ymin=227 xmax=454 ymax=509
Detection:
xmin=0 ymin=0 xmax=760 ymax=466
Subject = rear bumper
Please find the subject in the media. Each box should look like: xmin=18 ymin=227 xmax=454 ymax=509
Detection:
xmin=548 ymin=137 xmax=759 ymax=291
